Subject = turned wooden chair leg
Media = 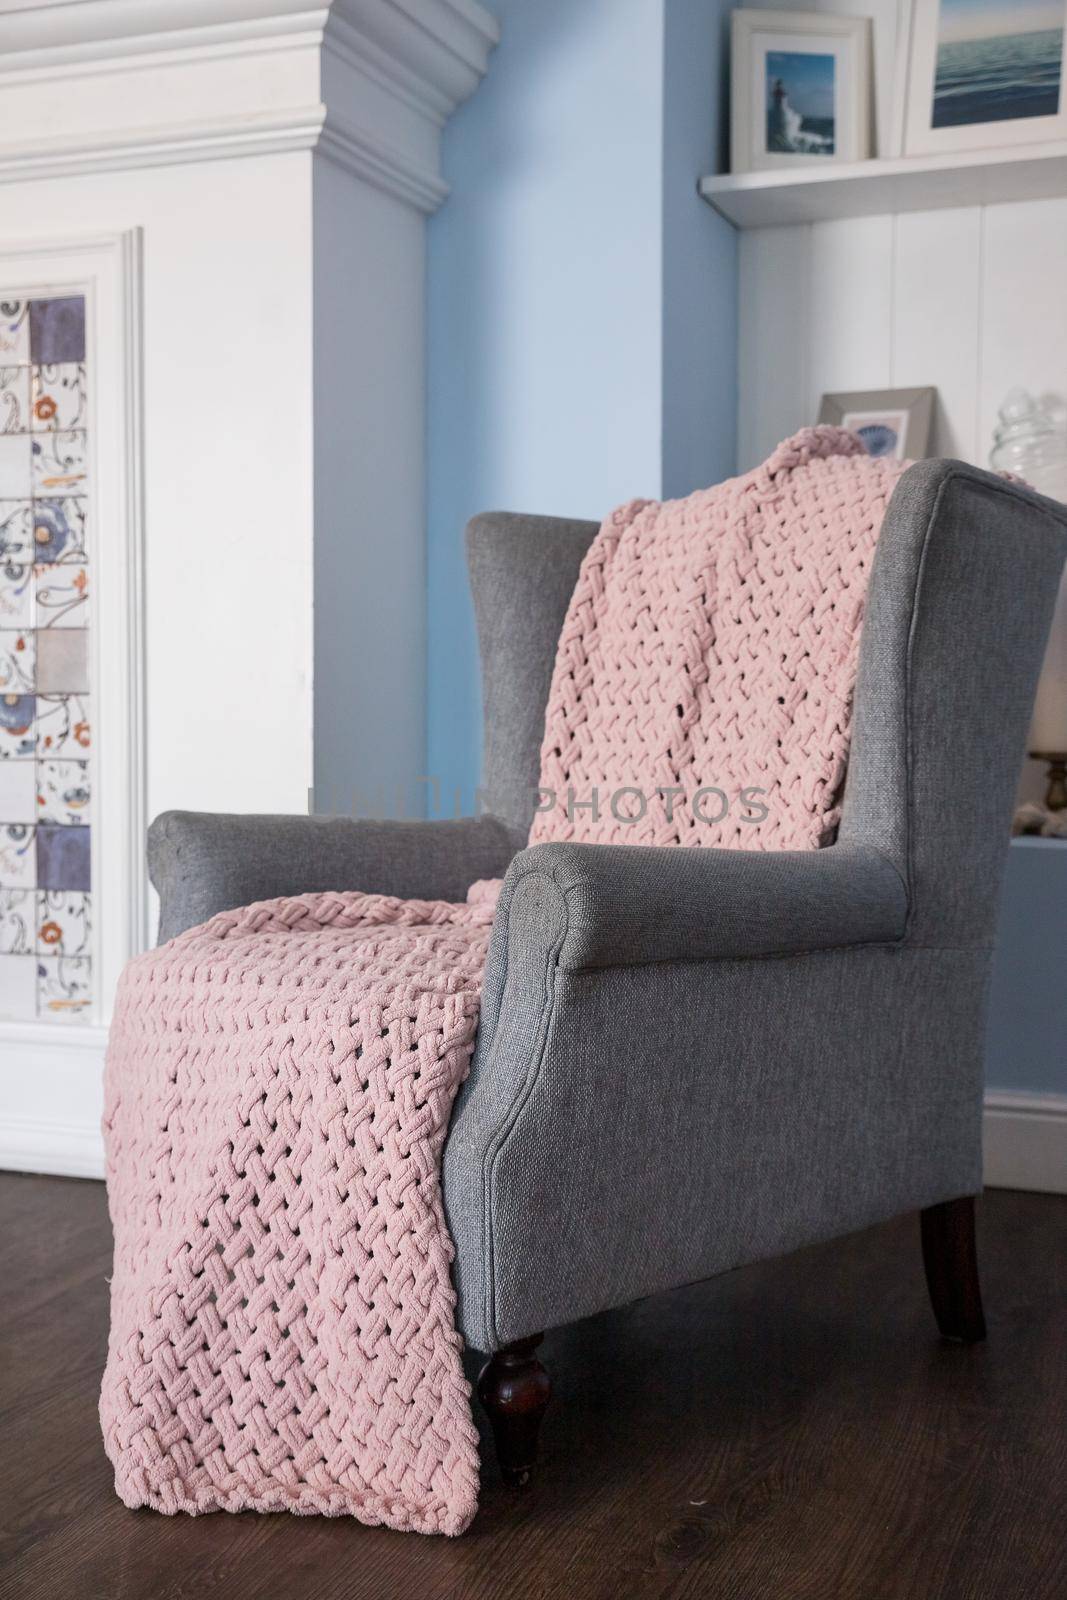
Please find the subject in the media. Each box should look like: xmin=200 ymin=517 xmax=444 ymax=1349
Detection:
xmin=920 ymin=1196 xmax=987 ymax=1343
xmin=477 ymin=1334 xmax=551 ymax=1488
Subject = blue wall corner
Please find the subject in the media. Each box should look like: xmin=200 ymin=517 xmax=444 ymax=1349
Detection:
xmin=662 ymin=0 xmax=737 ymax=499
xmin=427 ymin=0 xmax=736 ymax=806
xmin=986 ymin=838 xmax=1067 ymax=1094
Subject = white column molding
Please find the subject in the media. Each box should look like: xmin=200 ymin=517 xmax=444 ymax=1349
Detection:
xmin=0 ymin=0 xmax=498 ymax=210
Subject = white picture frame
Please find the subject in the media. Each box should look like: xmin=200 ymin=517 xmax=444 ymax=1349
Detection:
xmin=730 ymin=10 xmax=872 ymax=174
xmin=898 ymin=0 xmax=1067 ymax=158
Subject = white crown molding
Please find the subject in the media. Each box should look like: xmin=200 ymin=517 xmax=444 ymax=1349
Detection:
xmin=0 ymin=107 xmax=327 ymax=186
xmin=0 ymin=0 xmax=496 ymax=204
xmin=0 ymin=0 xmax=498 ymax=113
xmin=318 ymin=107 xmax=449 ymax=212
xmin=0 ymin=105 xmax=450 ymax=210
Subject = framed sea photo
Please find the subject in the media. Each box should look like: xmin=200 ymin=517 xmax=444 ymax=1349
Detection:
xmin=818 ymin=388 xmax=936 ymax=460
xmin=731 ymin=10 xmax=872 ymax=174
xmin=900 ymin=0 xmax=1067 ymax=155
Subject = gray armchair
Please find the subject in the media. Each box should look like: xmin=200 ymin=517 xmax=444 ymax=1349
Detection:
xmin=148 ymin=461 xmax=1067 ymax=1489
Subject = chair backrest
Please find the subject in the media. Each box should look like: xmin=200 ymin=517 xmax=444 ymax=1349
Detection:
xmin=466 ymin=510 xmax=596 ymax=844
xmin=467 ymin=461 xmax=1067 ymax=945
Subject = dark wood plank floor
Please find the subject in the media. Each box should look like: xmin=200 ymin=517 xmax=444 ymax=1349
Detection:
xmin=1 ymin=1173 xmax=1065 ymax=1600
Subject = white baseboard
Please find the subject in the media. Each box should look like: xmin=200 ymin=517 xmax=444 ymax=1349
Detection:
xmin=0 ymin=1023 xmax=106 ymax=1179
xmin=983 ymin=1091 xmax=1067 ymax=1195
xmin=1 ymin=1048 xmax=1064 ymax=1195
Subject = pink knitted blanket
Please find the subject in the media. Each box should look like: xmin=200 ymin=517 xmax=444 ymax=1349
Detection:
xmin=101 ymin=429 xmax=905 ymax=1535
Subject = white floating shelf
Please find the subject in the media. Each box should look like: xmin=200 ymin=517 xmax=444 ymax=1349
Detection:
xmin=699 ymin=141 xmax=1067 ymax=229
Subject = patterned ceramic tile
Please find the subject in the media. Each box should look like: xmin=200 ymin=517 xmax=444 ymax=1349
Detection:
xmin=0 ymin=887 xmax=34 ymax=953
xmin=34 ymin=563 xmax=86 ymax=629
xmin=31 ymin=365 xmax=87 ymax=433
xmin=36 ymin=953 xmax=91 ymax=1021
xmin=0 ymin=563 xmax=33 ymax=629
xmin=29 ymin=299 xmax=85 ymax=366
xmin=0 ymin=303 xmax=29 ymax=366
xmin=32 ymin=498 xmax=87 ymax=565
xmin=31 ymin=432 xmax=87 ymax=498
xmin=0 ymin=762 xmax=35 ymax=824
xmin=0 ymin=631 xmax=34 ymax=694
xmin=0 ymin=290 xmax=93 ymax=1023
xmin=36 ymin=823 xmax=90 ymax=890
xmin=0 ymin=822 xmax=35 ymax=887
xmin=0 ymin=693 xmax=35 ymax=758
xmin=0 ymin=951 xmax=36 ymax=1020
xmin=36 ymin=889 xmax=90 ymax=957
xmin=0 ymin=367 xmax=30 ymax=435
xmin=36 ymin=628 xmax=87 ymax=693
xmin=35 ymin=693 xmax=90 ymax=758
xmin=0 ymin=436 xmax=31 ymax=498
xmin=0 ymin=823 xmax=35 ymax=887
xmin=0 ymin=503 xmax=32 ymax=563
xmin=37 ymin=759 xmax=89 ymax=826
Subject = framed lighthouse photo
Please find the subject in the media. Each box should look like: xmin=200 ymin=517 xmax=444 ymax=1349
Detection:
xmin=731 ymin=10 xmax=872 ymax=173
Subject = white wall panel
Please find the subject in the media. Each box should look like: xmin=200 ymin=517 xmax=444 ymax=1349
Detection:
xmin=806 ymin=214 xmax=894 ymax=411
xmin=979 ymin=197 xmax=1067 ymax=460
xmin=737 ymin=194 xmax=1067 ymax=810
xmin=892 ymin=207 xmax=982 ymax=462
xmin=738 ymin=197 xmax=1067 ymax=478
xmin=738 ymin=223 xmax=811 ymax=470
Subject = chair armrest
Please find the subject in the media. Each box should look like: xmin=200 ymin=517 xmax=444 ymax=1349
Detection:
xmin=147 ymin=810 xmax=517 ymax=943
xmin=498 ymin=839 xmax=908 ymax=970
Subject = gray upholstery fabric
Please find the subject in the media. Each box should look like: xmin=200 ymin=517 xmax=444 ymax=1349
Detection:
xmin=838 ymin=462 xmax=1067 ymax=948
xmin=498 ymin=839 xmax=906 ymax=968
xmin=467 ymin=511 xmax=596 ymax=841
xmin=146 ymin=463 xmax=1067 ymax=1356
xmin=447 ymin=937 xmax=988 ymax=1350
xmin=443 ymin=462 xmax=1067 ymax=1349
xmin=147 ymin=811 xmax=516 ymax=944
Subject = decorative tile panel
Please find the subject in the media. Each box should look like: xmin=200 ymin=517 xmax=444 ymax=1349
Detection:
xmin=0 ymin=630 xmax=35 ymax=693
xmin=37 ymin=759 xmax=90 ymax=826
xmin=0 ymin=291 xmax=91 ymax=1023
xmin=36 ymin=889 xmax=91 ymax=956
xmin=0 ymin=563 xmax=33 ymax=628
xmin=37 ymin=954 xmax=91 ymax=1020
xmin=35 ymin=563 xmax=88 ymax=628
xmin=0 ymin=824 xmax=36 ymax=888
xmin=0 ymin=502 xmax=32 ymax=561
xmin=36 ymin=693 xmax=90 ymax=759
xmin=0 ymin=367 xmax=30 ymax=434
xmin=31 ymin=365 xmax=87 ymax=433
xmin=32 ymin=432 xmax=87 ymax=498
xmin=0 ymin=303 xmax=29 ymax=365
xmin=0 ymin=887 xmax=34 ymax=953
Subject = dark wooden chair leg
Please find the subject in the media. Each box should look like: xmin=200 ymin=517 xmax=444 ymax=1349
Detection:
xmin=477 ymin=1334 xmax=551 ymax=1488
xmin=920 ymin=1196 xmax=987 ymax=1343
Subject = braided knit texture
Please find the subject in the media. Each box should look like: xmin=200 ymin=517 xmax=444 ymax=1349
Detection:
xmin=100 ymin=887 xmax=498 ymax=1536
xmin=531 ymin=428 xmax=908 ymax=850
xmin=101 ymin=430 xmax=903 ymax=1537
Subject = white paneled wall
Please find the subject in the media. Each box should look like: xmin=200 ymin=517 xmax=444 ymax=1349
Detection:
xmin=739 ymin=194 xmax=1067 ymax=811
xmin=738 ymin=197 xmax=1067 ymax=473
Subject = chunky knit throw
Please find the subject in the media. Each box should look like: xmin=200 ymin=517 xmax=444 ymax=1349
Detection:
xmin=531 ymin=427 xmax=908 ymax=850
xmin=101 ymin=429 xmax=905 ymax=1535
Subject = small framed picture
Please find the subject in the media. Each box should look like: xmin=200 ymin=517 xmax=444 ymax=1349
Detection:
xmin=730 ymin=10 xmax=872 ymax=174
xmin=818 ymin=388 xmax=937 ymax=460
xmin=897 ymin=0 xmax=1067 ymax=157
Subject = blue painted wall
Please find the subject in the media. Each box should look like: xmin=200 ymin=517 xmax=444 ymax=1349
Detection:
xmin=426 ymin=0 xmax=736 ymax=808
xmin=986 ymin=838 xmax=1067 ymax=1094
xmin=662 ymin=0 xmax=737 ymax=501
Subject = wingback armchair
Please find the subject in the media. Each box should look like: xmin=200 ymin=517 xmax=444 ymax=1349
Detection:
xmin=148 ymin=461 xmax=1067 ymax=1489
